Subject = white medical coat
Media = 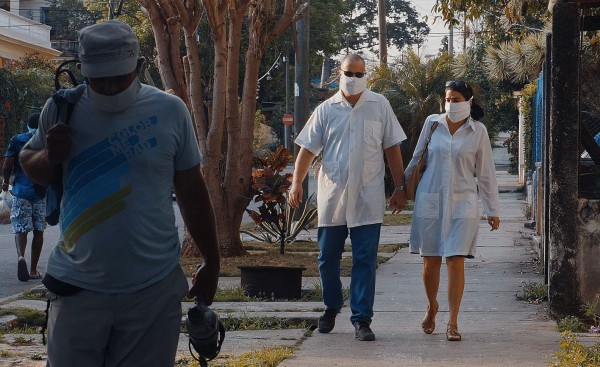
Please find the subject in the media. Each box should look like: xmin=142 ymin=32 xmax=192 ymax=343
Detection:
xmin=405 ymin=114 xmax=499 ymax=257
xmin=295 ymin=90 xmax=407 ymax=228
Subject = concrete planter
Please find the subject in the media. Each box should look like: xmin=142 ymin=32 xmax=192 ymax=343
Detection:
xmin=238 ymin=265 xmax=307 ymax=300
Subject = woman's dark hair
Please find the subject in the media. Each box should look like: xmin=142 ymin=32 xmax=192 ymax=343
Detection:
xmin=445 ymin=80 xmax=485 ymax=120
xmin=26 ymin=112 xmax=40 ymax=129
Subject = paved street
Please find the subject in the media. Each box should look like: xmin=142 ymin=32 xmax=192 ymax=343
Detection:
xmin=0 ymin=202 xmax=186 ymax=299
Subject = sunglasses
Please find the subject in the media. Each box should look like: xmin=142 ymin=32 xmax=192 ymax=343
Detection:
xmin=445 ymin=80 xmax=471 ymax=90
xmin=342 ymin=70 xmax=366 ymax=78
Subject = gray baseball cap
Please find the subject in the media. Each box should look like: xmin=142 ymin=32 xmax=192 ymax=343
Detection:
xmin=78 ymin=20 xmax=139 ymax=78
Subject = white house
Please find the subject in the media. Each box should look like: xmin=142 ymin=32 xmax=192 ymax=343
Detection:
xmin=0 ymin=0 xmax=60 ymax=67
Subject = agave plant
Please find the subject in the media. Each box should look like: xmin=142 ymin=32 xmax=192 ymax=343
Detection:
xmin=241 ymin=146 xmax=317 ymax=254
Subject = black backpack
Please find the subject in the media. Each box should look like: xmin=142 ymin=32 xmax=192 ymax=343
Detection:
xmin=45 ymin=60 xmax=86 ymax=226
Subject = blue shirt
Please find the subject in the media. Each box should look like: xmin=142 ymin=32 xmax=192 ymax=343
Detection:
xmin=4 ymin=131 xmax=46 ymax=201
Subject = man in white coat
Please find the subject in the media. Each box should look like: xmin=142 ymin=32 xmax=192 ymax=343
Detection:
xmin=289 ymin=54 xmax=407 ymax=341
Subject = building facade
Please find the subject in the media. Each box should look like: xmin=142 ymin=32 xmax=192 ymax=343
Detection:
xmin=0 ymin=0 xmax=60 ymax=67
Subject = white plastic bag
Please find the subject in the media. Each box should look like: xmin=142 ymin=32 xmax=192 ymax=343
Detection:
xmin=0 ymin=190 xmax=13 ymax=224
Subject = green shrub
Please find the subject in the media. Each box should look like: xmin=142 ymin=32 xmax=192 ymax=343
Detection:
xmin=516 ymin=281 xmax=548 ymax=303
xmin=549 ymin=332 xmax=600 ymax=367
xmin=558 ymin=316 xmax=588 ymax=333
xmin=583 ymin=293 xmax=600 ymax=331
xmin=0 ymin=308 xmax=45 ymax=329
xmin=242 ymin=146 xmax=317 ymax=254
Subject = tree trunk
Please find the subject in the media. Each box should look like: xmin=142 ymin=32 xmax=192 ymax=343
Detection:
xmin=140 ymin=0 xmax=299 ymax=258
xmin=319 ymin=56 xmax=331 ymax=89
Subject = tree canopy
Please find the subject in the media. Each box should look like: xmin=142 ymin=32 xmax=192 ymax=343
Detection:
xmin=47 ymin=0 xmax=102 ymax=41
xmin=0 ymin=55 xmax=55 ymax=142
xmin=345 ymin=0 xmax=429 ymax=52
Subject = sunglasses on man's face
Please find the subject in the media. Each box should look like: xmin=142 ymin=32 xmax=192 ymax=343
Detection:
xmin=342 ymin=70 xmax=366 ymax=78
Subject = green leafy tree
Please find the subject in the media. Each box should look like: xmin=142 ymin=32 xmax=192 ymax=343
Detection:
xmin=345 ymin=0 xmax=429 ymax=52
xmin=136 ymin=0 xmax=300 ymax=258
xmin=432 ymin=0 xmax=549 ymax=24
xmin=0 ymin=56 xmax=55 ymax=145
xmin=483 ymin=33 xmax=546 ymax=84
xmin=450 ymin=43 xmax=520 ymax=135
xmin=47 ymin=0 xmax=102 ymax=41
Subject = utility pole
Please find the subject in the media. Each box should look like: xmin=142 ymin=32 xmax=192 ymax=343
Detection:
xmin=346 ymin=34 xmax=350 ymax=55
xmin=294 ymin=2 xmax=310 ymax=204
xmin=463 ymin=11 xmax=467 ymax=52
xmin=377 ymin=0 xmax=388 ymax=66
xmin=448 ymin=23 xmax=454 ymax=56
xmin=284 ymin=49 xmax=291 ymax=150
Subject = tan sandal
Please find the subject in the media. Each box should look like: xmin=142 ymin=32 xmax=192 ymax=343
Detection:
xmin=421 ymin=301 xmax=438 ymax=334
xmin=446 ymin=323 xmax=462 ymax=341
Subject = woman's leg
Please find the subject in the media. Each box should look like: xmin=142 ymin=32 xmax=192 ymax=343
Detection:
xmin=446 ymin=256 xmax=465 ymax=340
xmin=422 ymin=256 xmax=442 ymax=333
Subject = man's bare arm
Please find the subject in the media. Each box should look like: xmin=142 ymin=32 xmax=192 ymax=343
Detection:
xmin=2 ymin=157 xmax=14 ymax=191
xmin=174 ymin=164 xmax=220 ymax=304
xmin=19 ymin=148 xmax=61 ymax=186
xmin=384 ymin=144 xmax=407 ymax=214
xmin=289 ymin=148 xmax=316 ymax=209
xmin=20 ymin=123 xmax=73 ymax=186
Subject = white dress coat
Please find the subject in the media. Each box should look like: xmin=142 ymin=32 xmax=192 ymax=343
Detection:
xmin=405 ymin=114 xmax=499 ymax=258
xmin=295 ymin=90 xmax=407 ymax=228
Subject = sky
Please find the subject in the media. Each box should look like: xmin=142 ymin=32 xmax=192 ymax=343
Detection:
xmin=359 ymin=0 xmax=451 ymax=65
xmin=411 ymin=0 xmax=450 ymax=56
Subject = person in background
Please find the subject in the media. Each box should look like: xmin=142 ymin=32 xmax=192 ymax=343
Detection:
xmin=405 ymin=80 xmax=500 ymax=341
xmin=289 ymin=53 xmax=407 ymax=341
xmin=19 ymin=20 xmax=220 ymax=366
xmin=3 ymin=112 xmax=47 ymax=282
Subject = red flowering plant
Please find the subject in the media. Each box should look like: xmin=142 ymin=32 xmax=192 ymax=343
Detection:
xmin=242 ymin=146 xmax=317 ymax=254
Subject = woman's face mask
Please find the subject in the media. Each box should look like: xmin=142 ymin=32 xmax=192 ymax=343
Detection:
xmin=444 ymin=98 xmax=472 ymax=123
xmin=339 ymin=73 xmax=368 ymax=96
xmin=88 ymin=77 xmax=141 ymax=113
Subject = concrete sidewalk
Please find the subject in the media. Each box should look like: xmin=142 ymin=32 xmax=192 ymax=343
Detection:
xmin=280 ymin=212 xmax=559 ymax=367
xmin=279 ymin=140 xmax=561 ymax=367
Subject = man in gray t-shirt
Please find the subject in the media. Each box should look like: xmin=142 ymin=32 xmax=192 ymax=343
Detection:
xmin=20 ymin=20 xmax=220 ymax=366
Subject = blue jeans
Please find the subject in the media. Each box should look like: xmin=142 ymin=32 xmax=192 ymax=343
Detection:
xmin=317 ymin=223 xmax=381 ymax=324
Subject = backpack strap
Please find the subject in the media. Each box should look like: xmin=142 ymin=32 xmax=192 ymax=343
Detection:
xmin=51 ymin=84 xmax=87 ymax=126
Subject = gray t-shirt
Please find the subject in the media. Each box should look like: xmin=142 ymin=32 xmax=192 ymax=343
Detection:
xmin=28 ymin=82 xmax=201 ymax=292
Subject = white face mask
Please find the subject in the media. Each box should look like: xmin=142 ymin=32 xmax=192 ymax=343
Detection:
xmin=339 ymin=74 xmax=367 ymax=96
xmin=88 ymin=78 xmax=141 ymax=113
xmin=444 ymin=99 xmax=471 ymax=123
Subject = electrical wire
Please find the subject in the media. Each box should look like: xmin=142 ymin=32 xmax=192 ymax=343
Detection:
xmin=258 ymin=52 xmax=283 ymax=82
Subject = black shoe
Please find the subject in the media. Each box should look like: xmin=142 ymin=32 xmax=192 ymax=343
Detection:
xmin=354 ymin=320 xmax=375 ymax=341
xmin=17 ymin=257 xmax=30 ymax=282
xmin=318 ymin=308 xmax=339 ymax=333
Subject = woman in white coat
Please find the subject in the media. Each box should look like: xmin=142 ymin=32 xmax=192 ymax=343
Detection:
xmin=405 ymin=81 xmax=500 ymax=341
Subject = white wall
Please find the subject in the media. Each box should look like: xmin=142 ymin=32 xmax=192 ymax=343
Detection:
xmin=18 ymin=0 xmax=49 ymax=22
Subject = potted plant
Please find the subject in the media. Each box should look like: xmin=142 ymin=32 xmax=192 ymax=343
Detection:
xmin=238 ymin=146 xmax=317 ymax=299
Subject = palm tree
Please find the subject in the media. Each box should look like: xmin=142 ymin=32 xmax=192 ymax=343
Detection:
xmin=370 ymin=50 xmax=451 ymax=160
xmin=483 ymin=33 xmax=546 ymax=84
